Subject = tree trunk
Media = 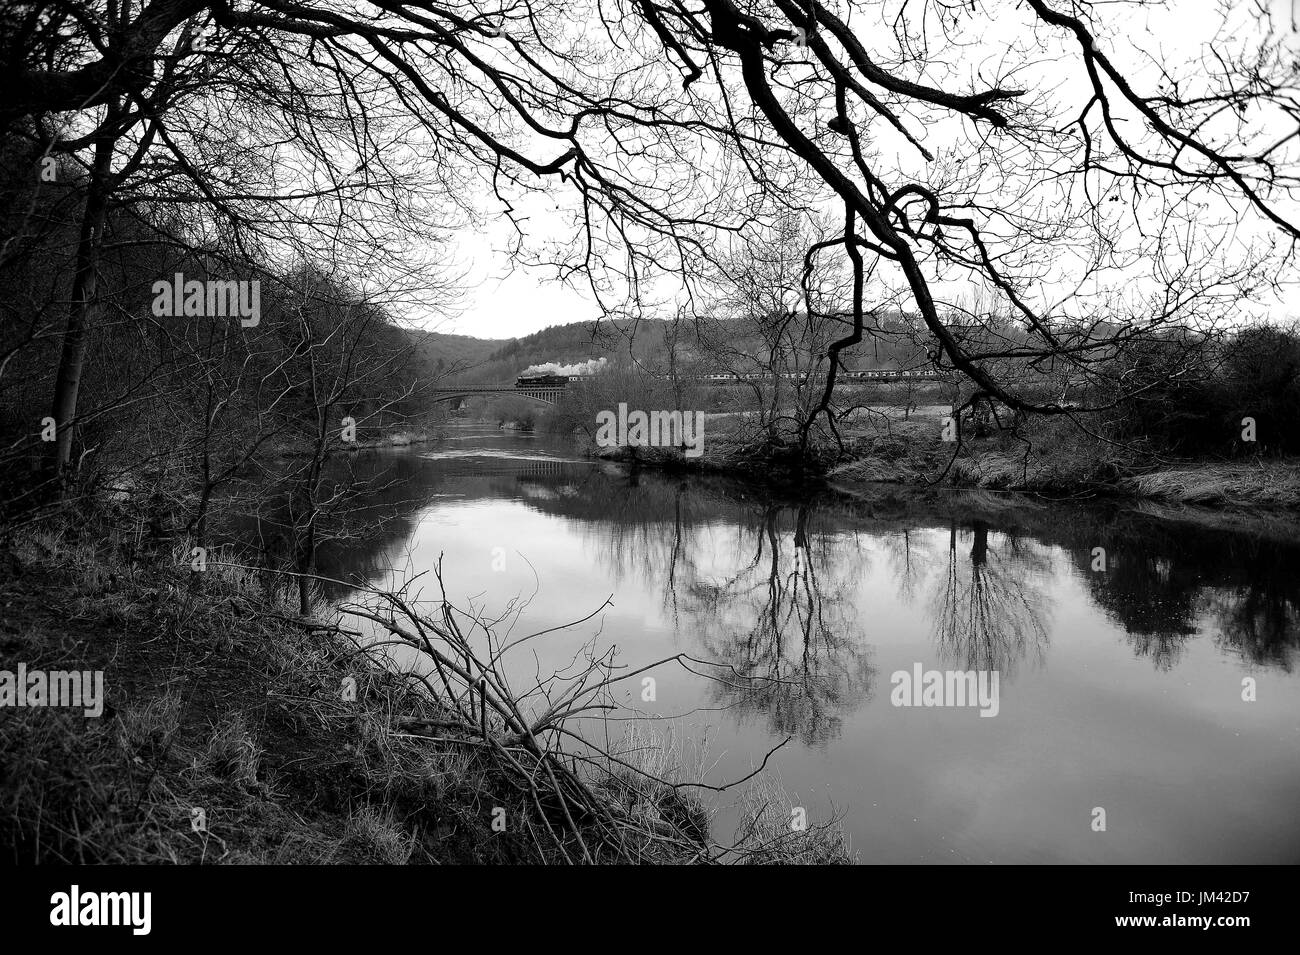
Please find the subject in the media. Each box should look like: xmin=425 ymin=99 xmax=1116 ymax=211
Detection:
xmin=46 ymin=104 xmax=120 ymax=491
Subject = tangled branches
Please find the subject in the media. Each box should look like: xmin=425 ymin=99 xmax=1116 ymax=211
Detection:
xmin=283 ymin=560 xmax=843 ymax=864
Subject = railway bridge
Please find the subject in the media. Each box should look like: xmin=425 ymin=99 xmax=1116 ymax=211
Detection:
xmin=427 ymin=384 xmax=565 ymax=406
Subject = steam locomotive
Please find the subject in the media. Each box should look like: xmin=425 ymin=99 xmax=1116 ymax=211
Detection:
xmin=515 ymin=373 xmax=582 ymax=387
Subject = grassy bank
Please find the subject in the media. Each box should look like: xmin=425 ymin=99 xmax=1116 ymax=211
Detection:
xmin=1 ymin=526 xmax=526 ymax=863
xmin=0 ymin=517 xmax=850 ymax=865
xmin=832 ymin=409 xmax=1300 ymax=510
xmin=585 ymin=406 xmax=1300 ymax=511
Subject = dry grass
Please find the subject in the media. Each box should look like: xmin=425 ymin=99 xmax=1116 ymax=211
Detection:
xmin=340 ymin=804 xmax=417 ymax=864
xmin=824 ymin=407 xmax=1300 ymax=512
xmin=730 ymin=777 xmax=855 ymax=865
xmin=0 ymin=525 xmax=469 ymax=863
xmin=1124 ymin=461 xmax=1300 ymax=508
xmin=2 ymin=518 xmax=847 ymax=865
xmin=201 ymin=713 xmax=263 ymax=787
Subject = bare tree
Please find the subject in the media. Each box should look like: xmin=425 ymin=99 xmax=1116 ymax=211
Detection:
xmin=3 ymin=1 xmax=456 ymax=496
xmin=9 ymin=2 xmax=1297 ymax=449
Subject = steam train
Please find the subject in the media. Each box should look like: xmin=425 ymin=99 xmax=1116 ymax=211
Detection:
xmin=515 ymin=373 xmax=583 ymax=388
xmin=696 ymin=369 xmax=942 ymax=382
xmin=515 ymin=368 xmax=941 ymax=388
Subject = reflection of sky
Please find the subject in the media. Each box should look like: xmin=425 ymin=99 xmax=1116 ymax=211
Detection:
xmin=347 ymin=449 xmax=1300 ymax=864
xmin=827 ymin=563 xmax=1299 ymax=863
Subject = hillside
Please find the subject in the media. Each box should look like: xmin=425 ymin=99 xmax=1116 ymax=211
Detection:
xmin=402 ymin=329 xmax=509 ymax=378
xmin=409 ymin=314 xmax=940 ymax=384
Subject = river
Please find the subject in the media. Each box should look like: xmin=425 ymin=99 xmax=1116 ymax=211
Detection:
xmin=236 ymin=422 xmax=1300 ymax=863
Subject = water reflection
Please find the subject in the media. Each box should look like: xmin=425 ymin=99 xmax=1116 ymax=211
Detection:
xmin=674 ymin=502 xmax=876 ymax=746
xmin=1073 ymin=515 xmax=1300 ymax=672
xmin=929 ymin=521 xmax=1052 ymax=677
xmin=224 ymin=427 xmax=1300 ymax=746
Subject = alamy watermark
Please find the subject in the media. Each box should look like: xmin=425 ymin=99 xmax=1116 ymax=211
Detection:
xmin=890 ymin=663 xmax=1000 ymax=717
xmin=594 ymin=403 xmax=705 ymax=458
xmin=0 ymin=664 xmax=104 ymax=717
xmin=50 ymin=886 xmax=151 ymax=935
xmin=151 ymin=272 xmax=260 ymax=327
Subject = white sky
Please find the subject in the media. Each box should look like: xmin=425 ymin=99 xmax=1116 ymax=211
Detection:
xmin=438 ymin=215 xmax=602 ymax=339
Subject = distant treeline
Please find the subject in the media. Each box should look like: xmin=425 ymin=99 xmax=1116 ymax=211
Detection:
xmin=1104 ymin=325 xmax=1300 ymax=457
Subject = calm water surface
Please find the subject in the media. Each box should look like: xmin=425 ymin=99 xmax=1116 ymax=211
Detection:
xmin=249 ymin=423 xmax=1300 ymax=863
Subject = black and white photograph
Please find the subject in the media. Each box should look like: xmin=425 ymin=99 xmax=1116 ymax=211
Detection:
xmin=0 ymin=0 xmax=1297 ymax=929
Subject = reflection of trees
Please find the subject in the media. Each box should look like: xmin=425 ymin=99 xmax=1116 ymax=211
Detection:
xmin=1206 ymin=541 xmax=1300 ymax=672
xmin=1065 ymin=514 xmax=1300 ymax=672
xmin=1077 ymin=541 xmax=1201 ymax=671
xmin=883 ymin=528 xmax=933 ymax=607
xmin=928 ymin=521 xmax=1051 ymax=677
xmin=1211 ymin=586 xmax=1300 ymax=671
xmin=1073 ymin=518 xmax=1257 ymax=671
xmin=589 ymin=477 xmax=711 ymax=626
xmin=581 ymin=481 xmax=880 ymax=744
xmin=216 ymin=450 xmax=435 ymax=597
xmin=680 ymin=503 xmax=876 ymax=747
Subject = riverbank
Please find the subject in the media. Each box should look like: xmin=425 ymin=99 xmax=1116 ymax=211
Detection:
xmin=0 ymin=525 xmax=510 ymax=863
xmin=582 ymin=406 xmax=1300 ymax=512
xmin=0 ymin=514 xmax=850 ymax=864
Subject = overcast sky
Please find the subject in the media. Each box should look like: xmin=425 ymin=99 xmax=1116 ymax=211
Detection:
xmin=442 ymin=219 xmax=601 ymax=340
